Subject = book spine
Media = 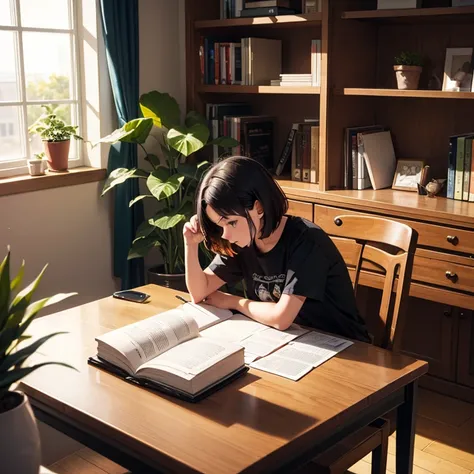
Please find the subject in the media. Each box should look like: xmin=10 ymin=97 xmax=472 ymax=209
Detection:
xmin=447 ymin=136 xmax=457 ymax=199
xmin=470 ymin=139 xmax=474 ymax=202
xmin=454 ymin=136 xmax=465 ymax=200
xmin=275 ymin=123 xmax=298 ymax=176
xmin=220 ymin=45 xmax=226 ymax=84
xmin=301 ymin=125 xmax=311 ymax=183
xmin=226 ymin=44 xmax=231 ymax=85
xmin=234 ymin=44 xmax=242 ymax=84
xmin=292 ymin=127 xmax=302 ymax=181
xmin=463 ymin=137 xmax=472 ymax=201
xmin=310 ymin=126 xmax=319 ymax=184
xmin=214 ymin=42 xmax=220 ymax=85
xmin=351 ymin=133 xmax=358 ymax=190
xmin=200 ymin=37 xmax=205 ymax=84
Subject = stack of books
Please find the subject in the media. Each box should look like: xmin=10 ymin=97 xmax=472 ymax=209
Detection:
xmin=278 ymin=74 xmax=312 ymax=87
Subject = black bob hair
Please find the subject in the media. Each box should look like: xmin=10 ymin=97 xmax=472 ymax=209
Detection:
xmin=196 ymin=156 xmax=288 ymax=256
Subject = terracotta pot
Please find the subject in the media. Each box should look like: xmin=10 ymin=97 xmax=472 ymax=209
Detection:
xmin=43 ymin=139 xmax=71 ymax=171
xmin=147 ymin=265 xmax=187 ymax=292
xmin=394 ymin=65 xmax=422 ymax=90
xmin=0 ymin=391 xmax=41 ymax=474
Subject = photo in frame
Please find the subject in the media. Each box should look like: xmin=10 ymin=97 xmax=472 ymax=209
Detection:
xmin=392 ymin=159 xmax=424 ymax=192
xmin=442 ymin=47 xmax=474 ymax=92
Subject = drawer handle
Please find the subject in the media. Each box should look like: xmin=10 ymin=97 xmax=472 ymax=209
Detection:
xmin=445 ymin=271 xmax=459 ymax=283
xmin=334 ymin=218 xmax=343 ymax=227
xmin=446 ymin=235 xmax=459 ymax=245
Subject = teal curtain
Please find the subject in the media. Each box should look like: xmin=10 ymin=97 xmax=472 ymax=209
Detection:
xmin=100 ymin=0 xmax=144 ymax=289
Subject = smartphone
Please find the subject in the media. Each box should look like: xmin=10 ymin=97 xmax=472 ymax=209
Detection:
xmin=112 ymin=290 xmax=150 ymax=303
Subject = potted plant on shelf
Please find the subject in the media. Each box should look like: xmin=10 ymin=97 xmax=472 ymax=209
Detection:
xmin=0 ymin=249 xmax=76 ymax=474
xmin=28 ymin=105 xmax=83 ymax=172
xmin=27 ymin=152 xmax=46 ymax=177
xmin=99 ymin=90 xmax=238 ymax=291
xmin=394 ymin=51 xmax=423 ymax=90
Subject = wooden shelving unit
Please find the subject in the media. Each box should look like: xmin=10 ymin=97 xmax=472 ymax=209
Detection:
xmin=340 ymin=88 xmax=474 ymax=99
xmin=198 ymin=85 xmax=321 ymax=94
xmin=195 ymin=12 xmax=322 ymax=29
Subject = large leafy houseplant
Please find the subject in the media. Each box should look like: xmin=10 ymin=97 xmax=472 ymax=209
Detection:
xmin=0 ymin=249 xmax=76 ymax=473
xmin=99 ymin=91 xmax=238 ymax=277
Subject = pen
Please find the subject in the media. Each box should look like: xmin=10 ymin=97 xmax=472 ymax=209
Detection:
xmin=175 ymin=295 xmax=190 ymax=304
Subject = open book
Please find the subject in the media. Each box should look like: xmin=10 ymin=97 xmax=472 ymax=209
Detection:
xmin=89 ymin=304 xmax=246 ymax=401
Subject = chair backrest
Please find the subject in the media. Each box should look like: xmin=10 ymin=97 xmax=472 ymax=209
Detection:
xmin=328 ymin=214 xmax=418 ymax=352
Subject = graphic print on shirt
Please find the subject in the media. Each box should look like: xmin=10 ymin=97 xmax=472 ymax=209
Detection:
xmin=252 ymin=273 xmax=286 ymax=302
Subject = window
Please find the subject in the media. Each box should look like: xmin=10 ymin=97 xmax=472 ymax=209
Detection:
xmin=0 ymin=0 xmax=83 ymax=177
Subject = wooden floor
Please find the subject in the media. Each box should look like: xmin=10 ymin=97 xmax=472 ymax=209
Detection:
xmin=45 ymin=388 xmax=474 ymax=474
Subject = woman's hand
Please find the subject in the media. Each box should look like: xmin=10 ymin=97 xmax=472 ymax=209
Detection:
xmin=204 ymin=291 xmax=237 ymax=310
xmin=183 ymin=214 xmax=205 ymax=245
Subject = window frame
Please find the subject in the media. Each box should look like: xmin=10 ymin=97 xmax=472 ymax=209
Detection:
xmin=0 ymin=0 xmax=84 ymax=178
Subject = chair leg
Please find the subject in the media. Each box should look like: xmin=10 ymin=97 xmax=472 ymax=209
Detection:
xmin=370 ymin=420 xmax=390 ymax=474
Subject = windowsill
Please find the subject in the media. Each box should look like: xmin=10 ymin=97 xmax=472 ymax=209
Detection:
xmin=0 ymin=166 xmax=107 ymax=197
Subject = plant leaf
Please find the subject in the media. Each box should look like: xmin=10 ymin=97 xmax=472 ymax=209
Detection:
xmin=127 ymin=237 xmax=161 ymax=260
xmin=129 ymin=195 xmax=152 ymax=207
xmin=139 ymin=91 xmax=181 ymax=129
xmin=146 ymin=172 xmax=184 ymax=201
xmin=145 ymin=153 xmax=161 ymax=168
xmin=102 ymin=168 xmax=149 ymax=196
xmin=0 ymin=332 xmax=69 ymax=372
xmin=95 ymin=118 xmax=153 ymax=145
xmin=207 ymin=136 xmax=240 ymax=148
xmin=10 ymin=260 xmax=25 ymax=292
xmin=185 ymin=111 xmax=207 ymax=128
xmin=135 ymin=220 xmax=156 ymax=239
xmin=149 ymin=212 xmax=186 ymax=230
xmin=167 ymin=124 xmax=209 ymax=157
xmin=0 ymin=362 xmax=76 ymax=392
xmin=0 ymin=250 xmax=11 ymax=331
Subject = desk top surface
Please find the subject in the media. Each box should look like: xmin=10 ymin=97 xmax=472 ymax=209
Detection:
xmin=20 ymin=285 xmax=428 ymax=474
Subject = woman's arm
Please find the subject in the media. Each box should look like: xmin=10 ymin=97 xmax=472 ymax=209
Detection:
xmin=204 ymin=291 xmax=306 ymax=330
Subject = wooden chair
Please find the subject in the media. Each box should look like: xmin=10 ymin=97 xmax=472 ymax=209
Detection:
xmin=310 ymin=214 xmax=418 ymax=474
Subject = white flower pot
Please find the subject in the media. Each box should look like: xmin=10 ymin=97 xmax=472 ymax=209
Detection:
xmin=394 ymin=65 xmax=422 ymax=90
xmin=0 ymin=391 xmax=41 ymax=474
xmin=27 ymin=159 xmax=46 ymax=176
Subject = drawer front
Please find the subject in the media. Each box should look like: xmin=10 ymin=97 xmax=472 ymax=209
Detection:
xmin=288 ymin=200 xmax=313 ymax=221
xmin=412 ymin=255 xmax=474 ymax=293
xmin=314 ymin=204 xmax=474 ymax=255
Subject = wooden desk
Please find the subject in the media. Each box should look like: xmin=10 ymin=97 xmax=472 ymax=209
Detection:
xmin=20 ymin=285 xmax=428 ymax=474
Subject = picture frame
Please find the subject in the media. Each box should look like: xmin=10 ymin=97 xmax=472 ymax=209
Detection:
xmin=392 ymin=159 xmax=425 ymax=192
xmin=442 ymin=47 xmax=474 ymax=92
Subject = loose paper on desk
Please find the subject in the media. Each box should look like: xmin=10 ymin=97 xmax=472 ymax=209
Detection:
xmin=182 ymin=302 xmax=234 ymax=330
xmin=200 ymin=313 xmax=268 ymax=342
xmin=250 ymin=331 xmax=353 ymax=381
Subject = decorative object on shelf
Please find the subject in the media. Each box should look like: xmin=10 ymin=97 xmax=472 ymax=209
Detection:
xmin=303 ymin=0 xmax=321 ymax=13
xmin=419 ymin=178 xmax=447 ymax=198
xmin=427 ymin=72 xmax=442 ymax=90
xmin=0 ymin=249 xmax=76 ymax=474
xmin=442 ymin=47 xmax=474 ymax=92
xmin=28 ymin=105 xmax=83 ymax=172
xmin=416 ymin=165 xmax=430 ymax=195
xmin=97 ymin=91 xmax=238 ymax=291
xmin=27 ymin=152 xmax=46 ymax=177
xmin=377 ymin=0 xmax=421 ymax=9
xmin=394 ymin=51 xmax=423 ymax=90
xmin=392 ymin=159 xmax=424 ymax=192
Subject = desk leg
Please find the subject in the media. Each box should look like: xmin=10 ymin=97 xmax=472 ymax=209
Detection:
xmin=396 ymin=381 xmax=418 ymax=474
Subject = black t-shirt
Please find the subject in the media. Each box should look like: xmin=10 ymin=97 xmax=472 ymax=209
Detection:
xmin=208 ymin=215 xmax=370 ymax=342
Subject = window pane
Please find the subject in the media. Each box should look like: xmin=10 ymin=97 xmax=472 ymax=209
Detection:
xmin=23 ymin=32 xmax=73 ymax=101
xmin=0 ymin=0 xmax=15 ymax=26
xmin=0 ymin=31 xmax=20 ymax=102
xmin=20 ymin=0 xmax=70 ymax=29
xmin=0 ymin=106 xmax=24 ymax=161
xmin=27 ymin=103 xmax=78 ymax=159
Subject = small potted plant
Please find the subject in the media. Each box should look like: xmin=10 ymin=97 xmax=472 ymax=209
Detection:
xmin=27 ymin=152 xmax=46 ymax=177
xmin=28 ymin=105 xmax=83 ymax=172
xmin=0 ymin=249 xmax=76 ymax=474
xmin=394 ymin=51 xmax=423 ymax=90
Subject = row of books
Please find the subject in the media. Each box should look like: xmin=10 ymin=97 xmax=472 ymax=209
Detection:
xmin=343 ymin=126 xmax=397 ymax=191
xmin=275 ymin=120 xmax=320 ymax=184
xmin=200 ymin=37 xmax=321 ymax=87
xmin=448 ymin=134 xmax=474 ymax=202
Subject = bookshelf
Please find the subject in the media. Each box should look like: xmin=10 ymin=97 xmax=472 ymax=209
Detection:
xmin=185 ymin=0 xmax=474 ymax=401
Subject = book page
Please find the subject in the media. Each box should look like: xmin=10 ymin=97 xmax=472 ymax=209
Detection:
xmin=200 ymin=313 xmax=268 ymax=342
xmin=240 ymin=324 xmax=309 ymax=357
xmin=250 ymin=353 xmax=313 ymax=381
xmin=182 ymin=302 xmax=234 ymax=330
xmin=140 ymin=337 xmax=242 ymax=375
xmin=96 ymin=308 xmax=199 ymax=372
xmin=291 ymin=331 xmax=353 ymax=351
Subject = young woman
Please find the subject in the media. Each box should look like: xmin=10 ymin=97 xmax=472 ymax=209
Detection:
xmin=183 ymin=156 xmax=370 ymax=342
